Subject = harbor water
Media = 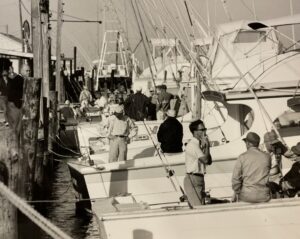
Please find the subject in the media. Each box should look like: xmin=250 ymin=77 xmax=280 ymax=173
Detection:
xmin=22 ymin=159 xmax=100 ymax=239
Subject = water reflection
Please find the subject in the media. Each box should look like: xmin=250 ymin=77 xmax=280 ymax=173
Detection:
xmin=20 ymin=160 xmax=100 ymax=239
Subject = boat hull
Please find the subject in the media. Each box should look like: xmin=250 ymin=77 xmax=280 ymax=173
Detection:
xmin=96 ymin=198 xmax=300 ymax=239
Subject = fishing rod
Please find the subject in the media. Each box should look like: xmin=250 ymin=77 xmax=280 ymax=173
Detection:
xmin=141 ymin=119 xmax=193 ymax=209
xmin=50 ymin=20 xmax=102 ymax=24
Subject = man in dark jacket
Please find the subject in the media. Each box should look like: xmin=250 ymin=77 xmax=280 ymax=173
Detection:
xmin=6 ymin=64 xmax=29 ymax=131
xmin=157 ymin=109 xmax=183 ymax=153
xmin=157 ymin=84 xmax=173 ymax=119
xmin=124 ymin=86 xmax=149 ymax=121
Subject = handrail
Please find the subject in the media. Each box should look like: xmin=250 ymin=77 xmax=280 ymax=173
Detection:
xmin=0 ymin=181 xmax=72 ymax=239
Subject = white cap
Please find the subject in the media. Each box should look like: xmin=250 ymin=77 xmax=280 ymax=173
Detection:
xmin=115 ymin=105 xmax=124 ymax=114
xmin=166 ymin=109 xmax=176 ymax=117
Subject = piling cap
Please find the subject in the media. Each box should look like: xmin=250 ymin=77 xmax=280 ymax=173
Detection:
xmin=242 ymin=132 xmax=260 ymax=145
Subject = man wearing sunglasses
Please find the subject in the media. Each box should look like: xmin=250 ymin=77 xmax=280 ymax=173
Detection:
xmin=184 ymin=119 xmax=212 ymax=206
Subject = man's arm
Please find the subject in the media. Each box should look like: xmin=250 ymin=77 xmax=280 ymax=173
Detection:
xmin=199 ymin=137 xmax=212 ymax=165
xmin=232 ymin=157 xmax=243 ymax=194
xmin=128 ymin=119 xmax=138 ymax=139
xmin=157 ymin=124 xmax=165 ymax=143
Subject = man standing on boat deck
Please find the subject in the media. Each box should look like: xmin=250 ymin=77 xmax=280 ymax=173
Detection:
xmin=184 ymin=119 xmax=212 ymax=206
xmin=157 ymin=109 xmax=183 ymax=153
xmin=79 ymin=85 xmax=92 ymax=110
xmin=107 ymin=105 xmax=138 ymax=162
xmin=232 ymin=132 xmax=271 ymax=203
xmin=157 ymin=84 xmax=173 ymax=120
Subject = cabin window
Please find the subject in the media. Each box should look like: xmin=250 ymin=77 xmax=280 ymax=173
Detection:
xmin=234 ymin=31 xmax=266 ymax=43
xmin=274 ymin=111 xmax=300 ymax=137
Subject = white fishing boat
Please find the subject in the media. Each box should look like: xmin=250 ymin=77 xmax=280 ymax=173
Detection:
xmin=95 ymin=197 xmax=300 ymax=239
xmin=68 ymin=13 xmax=300 ymax=214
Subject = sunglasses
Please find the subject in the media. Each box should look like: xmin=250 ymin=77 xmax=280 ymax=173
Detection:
xmin=196 ymin=128 xmax=207 ymax=132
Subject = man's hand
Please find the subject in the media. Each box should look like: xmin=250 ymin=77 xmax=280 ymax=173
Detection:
xmin=200 ymin=135 xmax=210 ymax=149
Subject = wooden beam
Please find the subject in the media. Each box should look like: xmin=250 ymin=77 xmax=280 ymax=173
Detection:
xmin=41 ymin=2 xmax=50 ymax=101
xmin=74 ymin=46 xmax=77 ymax=74
xmin=31 ymin=0 xmax=43 ymax=78
xmin=20 ymin=77 xmax=42 ymax=199
xmin=56 ymin=0 xmax=63 ymax=103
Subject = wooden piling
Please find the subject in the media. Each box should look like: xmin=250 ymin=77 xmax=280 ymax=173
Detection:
xmin=20 ymin=77 xmax=41 ymax=199
xmin=0 ymin=128 xmax=20 ymax=239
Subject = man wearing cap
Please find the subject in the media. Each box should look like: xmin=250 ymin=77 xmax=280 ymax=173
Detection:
xmin=79 ymin=85 xmax=92 ymax=108
xmin=157 ymin=84 xmax=173 ymax=120
xmin=157 ymin=109 xmax=183 ymax=153
xmin=263 ymin=130 xmax=290 ymax=183
xmin=184 ymin=119 xmax=212 ymax=206
xmin=232 ymin=132 xmax=271 ymax=203
xmin=106 ymin=105 xmax=138 ymax=162
xmin=280 ymin=142 xmax=300 ymax=196
xmin=147 ymin=88 xmax=157 ymax=120
xmin=262 ymin=130 xmax=299 ymax=198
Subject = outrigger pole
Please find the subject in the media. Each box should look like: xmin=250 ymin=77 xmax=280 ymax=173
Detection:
xmin=130 ymin=0 xmax=157 ymax=89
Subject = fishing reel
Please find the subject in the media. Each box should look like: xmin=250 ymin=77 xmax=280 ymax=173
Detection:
xmin=271 ymin=141 xmax=287 ymax=157
xmin=167 ymin=169 xmax=175 ymax=177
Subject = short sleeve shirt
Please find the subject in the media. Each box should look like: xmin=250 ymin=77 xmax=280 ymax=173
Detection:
xmin=185 ymin=137 xmax=205 ymax=174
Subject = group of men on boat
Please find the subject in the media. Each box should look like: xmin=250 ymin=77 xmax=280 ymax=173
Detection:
xmin=60 ymin=81 xmax=300 ymax=206
xmin=76 ymin=83 xmax=188 ymax=122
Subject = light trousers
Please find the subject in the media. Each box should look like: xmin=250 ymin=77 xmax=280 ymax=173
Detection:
xmin=109 ymin=136 xmax=128 ymax=162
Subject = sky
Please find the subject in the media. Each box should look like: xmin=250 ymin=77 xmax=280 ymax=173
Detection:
xmin=0 ymin=0 xmax=300 ymax=69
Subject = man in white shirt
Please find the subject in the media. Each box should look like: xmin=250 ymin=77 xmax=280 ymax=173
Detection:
xmin=107 ymin=105 xmax=138 ymax=162
xmin=184 ymin=119 xmax=212 ymax=206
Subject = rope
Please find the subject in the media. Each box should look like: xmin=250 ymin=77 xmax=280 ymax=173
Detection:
xmin=49 ymin=149 xmax=75 ymax=159
xmin=0 ymin=181 xmax=72 ymax=239
xmin=49 ymin=135 xmax=81 ymax=156
xmin=53 ymin=158 xmax=97 ymax=170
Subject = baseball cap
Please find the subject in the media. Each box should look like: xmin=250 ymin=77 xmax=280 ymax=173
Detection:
xmin=242 ymin=132 xmax=260 ymax=145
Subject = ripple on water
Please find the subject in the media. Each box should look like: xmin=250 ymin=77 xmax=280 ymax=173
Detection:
xmin=21 ymin=159 xmax=100 ymax=239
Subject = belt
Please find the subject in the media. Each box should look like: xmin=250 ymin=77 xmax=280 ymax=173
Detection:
xmin=187 ymin=173 xmax=204 ymax=177
xmin=114 ymin=135 xmax=127 ymax=138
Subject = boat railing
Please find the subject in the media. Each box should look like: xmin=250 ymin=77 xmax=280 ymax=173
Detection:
xmin=231 ymin=50 xmax=300 ymax=90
